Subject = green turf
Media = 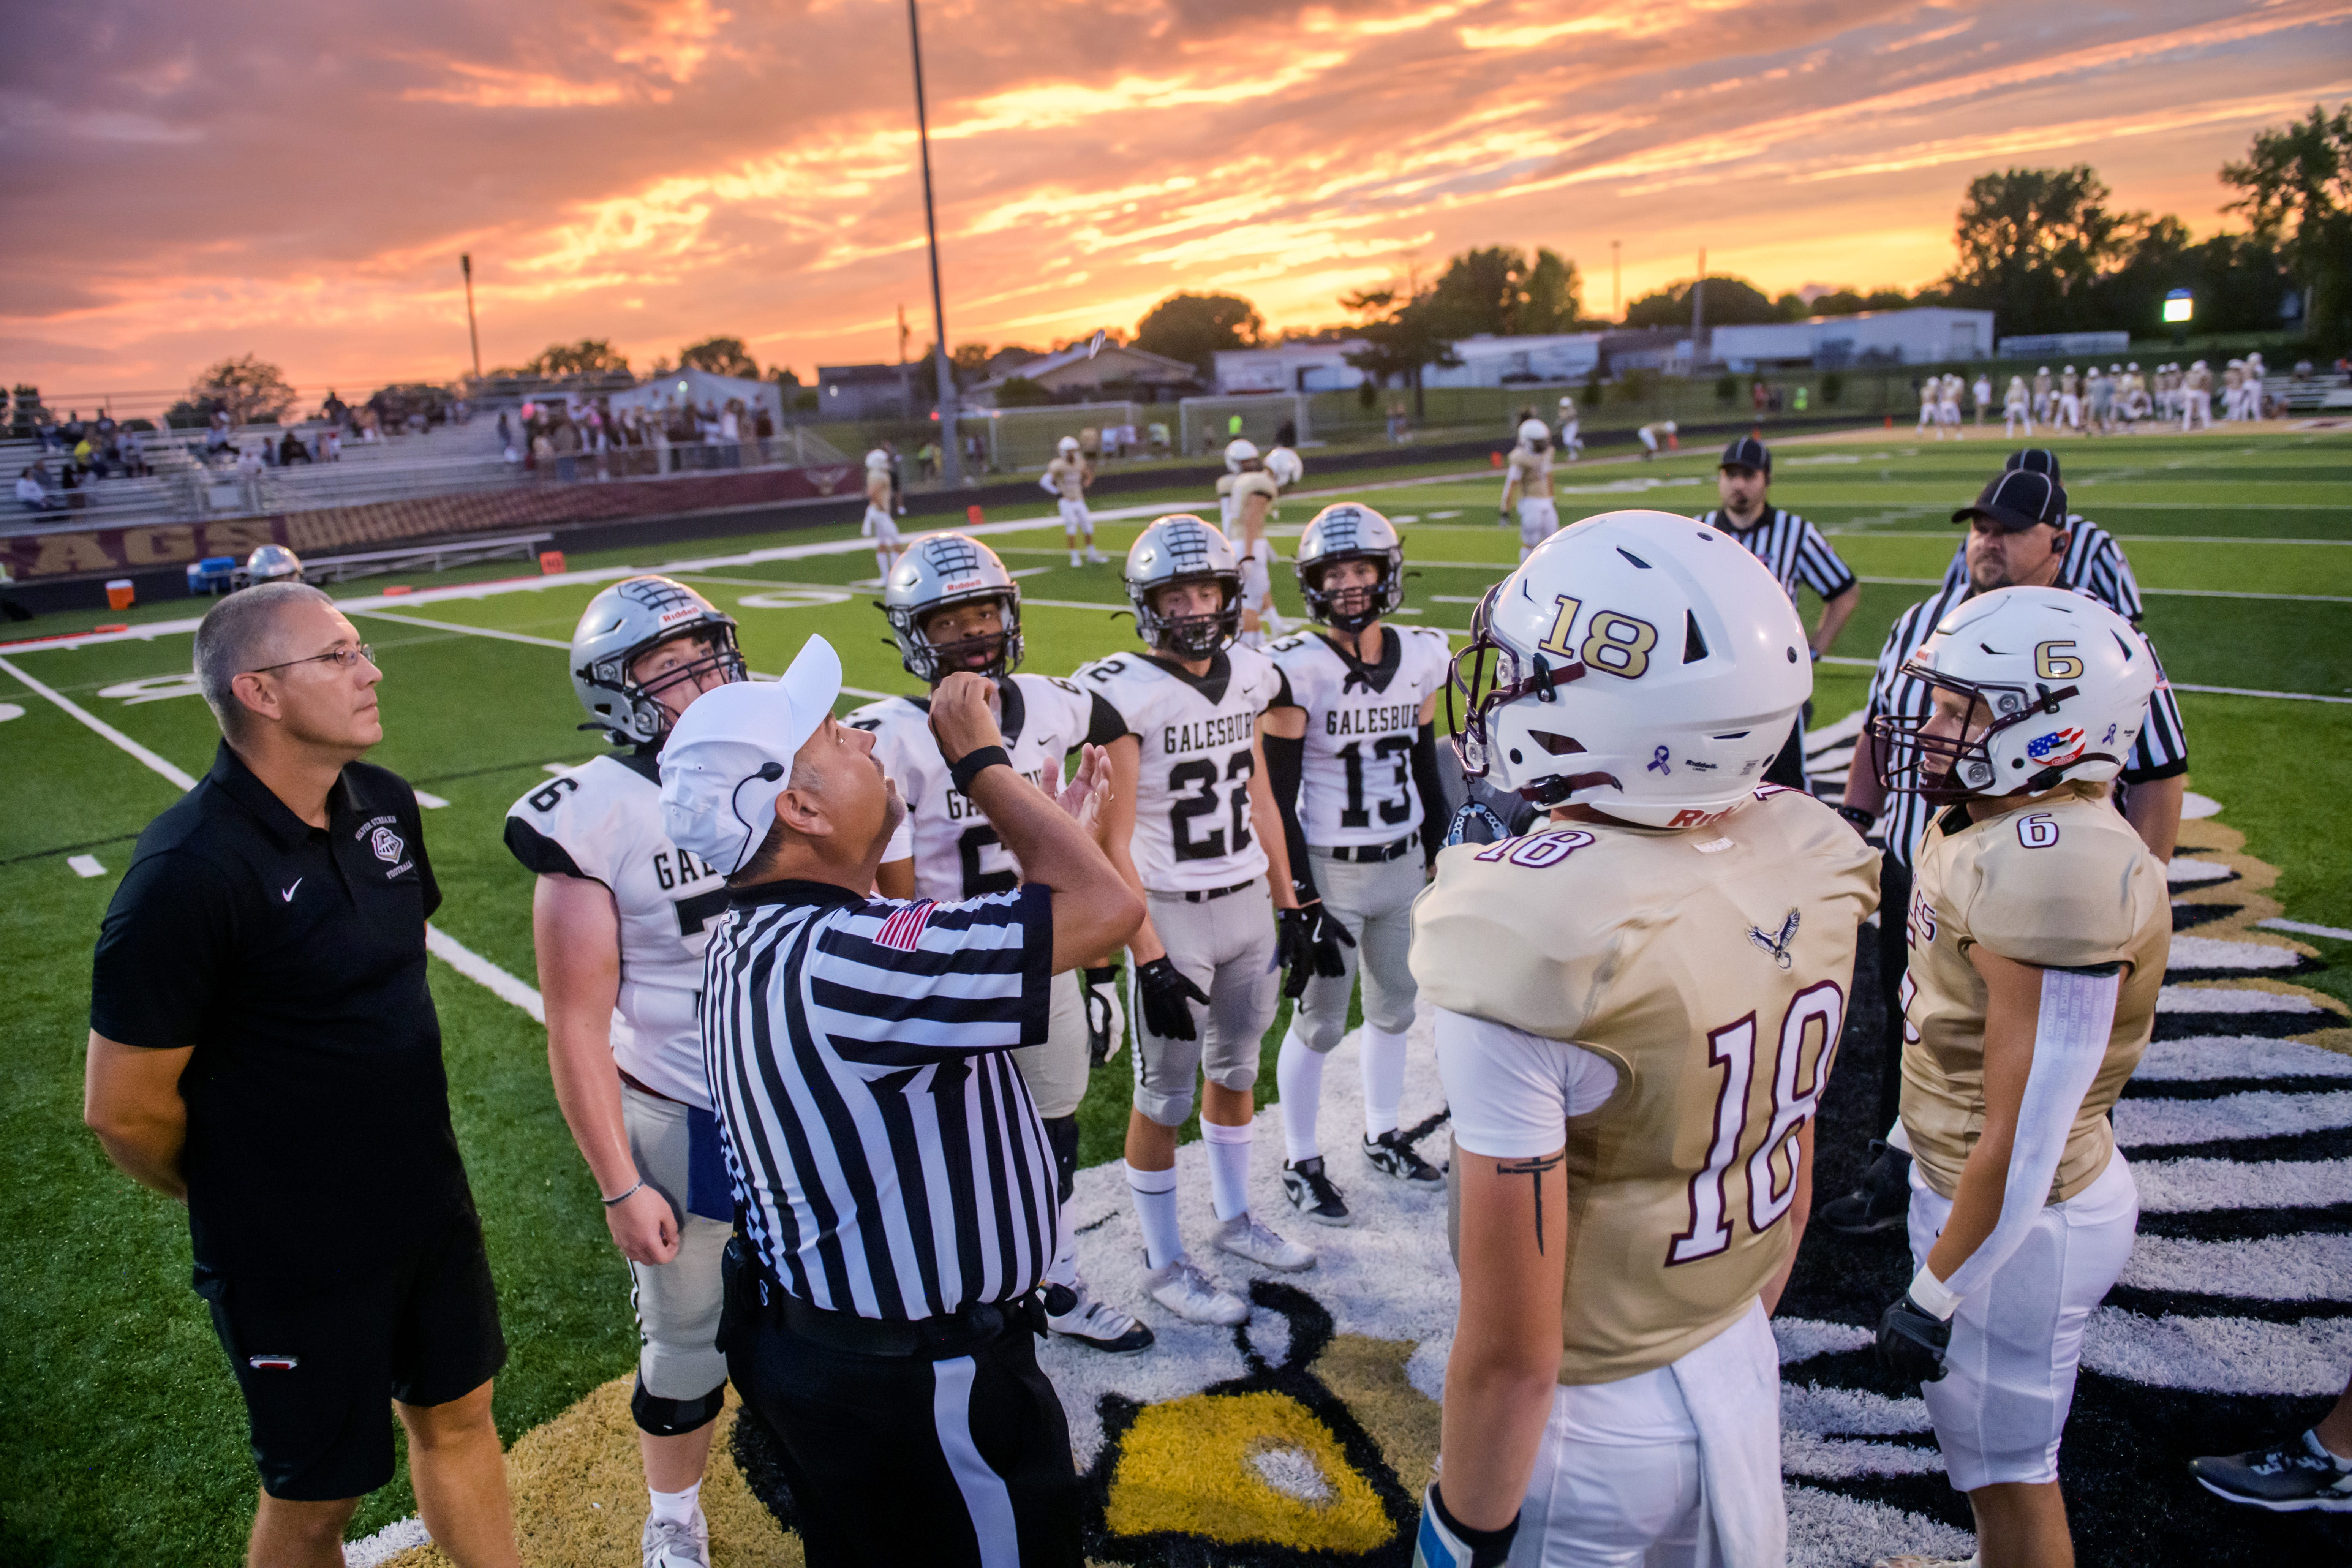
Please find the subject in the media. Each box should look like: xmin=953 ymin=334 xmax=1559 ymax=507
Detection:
xmin=2 ymin=427 xmax=2347 ymax=1562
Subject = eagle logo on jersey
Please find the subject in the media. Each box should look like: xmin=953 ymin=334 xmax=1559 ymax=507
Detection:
xmin=1748 ymin=907 xmax=1801 ymax=969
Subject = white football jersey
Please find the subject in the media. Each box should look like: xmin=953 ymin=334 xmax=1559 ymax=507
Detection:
xmin=1076 ymin=645 xmax=1288 ymax=893
xmin=849 ymin=672 xmax=1113 ymax=903
xmin=504 ymin=752 xmax=728 ymax=1108
xmin=1269 ymin=625 xmax=1451 ymax=847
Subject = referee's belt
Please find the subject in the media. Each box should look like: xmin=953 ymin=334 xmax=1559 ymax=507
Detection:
xmin=727 ymin=1242 xmax=1044 ymax=1358
xmin=1316 ymin=835 xmax=1415 ymax=864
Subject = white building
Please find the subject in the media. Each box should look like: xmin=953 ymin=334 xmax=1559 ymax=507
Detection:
xmin=1423 ymin=333 xmax=1607 ymax=388
xmin=1707 ymin=307 xmax=1994 ymax=370
xmin=1212 ymin=340 xmax=1371 ymax=395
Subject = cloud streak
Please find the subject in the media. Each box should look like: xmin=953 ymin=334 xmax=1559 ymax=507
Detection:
xmin=0 ymin=0 xmax=2343 ymax=404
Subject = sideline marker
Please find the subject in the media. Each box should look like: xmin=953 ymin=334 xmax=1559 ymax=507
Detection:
xmin=967 ymin=505 xmax=986 ymax=526
xmin=538 ymin=550 xmax=566 ymax=575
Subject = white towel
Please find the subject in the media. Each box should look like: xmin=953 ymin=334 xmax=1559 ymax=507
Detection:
xmin=1669 ymin=1298 xmax=1787 ymax=1568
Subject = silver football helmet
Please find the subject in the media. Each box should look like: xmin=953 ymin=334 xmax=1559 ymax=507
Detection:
xmin=570 ymin=575 xmax=746 ymax=744
xmin=883 ymin=531 xmax=1024 ymax=683
xmin=1125 ymin=514 xmax=1242 ymax=657
xmin=1295 ymin=503 xmax=1404 ymax=633
xmin=244 ymin=544 xmax=304 ymax=585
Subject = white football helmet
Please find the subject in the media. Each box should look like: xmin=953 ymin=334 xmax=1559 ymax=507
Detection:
xmin=1446 ymin=511 xmax=1810 ymax=827
xmin=1516 ymin=417 xmax=1550 ymax=446
xmin=1264 ymin=445 xmax=1303 ymax=487
xmin=243 ymin=544 xmax=304 ymax=585
xmin=1224 ymin=438 xmax=1260 ymax=473
xmin=864 ymin=447 xmax=890 ymax=471
xmin=1057 ymin=435 xmax=1080 ymax=456
xmin=1871 ymin=585 xmax=2154 ymax=803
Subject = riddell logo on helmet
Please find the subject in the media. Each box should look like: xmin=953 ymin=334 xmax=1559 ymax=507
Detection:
xmin=938 ymin=574 xmax=986 ymax=595
xmin=1669 ymin=805 xmax=1736 ymax=828
xmin=658 ymin=606 xmax=699 ymax=625
xmin=2027 ymin=727 xmax=2085 ymax=763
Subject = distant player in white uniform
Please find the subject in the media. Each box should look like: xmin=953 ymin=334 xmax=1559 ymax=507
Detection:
xmin=1635 ymin=418 xmax=1675 ymax=459
xmin=505 ymin=576 xmax=752 ymax=1568
xmin=2003 ymin=375 xmax=2031 ymax=436
xmin=2055 ymin=371 xmax=2082 ymax=433
xmin=1077 ymin=515 xmax=1320 ymax=1326
xmin=1867 ymin=586 xmax=2165 ymax=1568
xmin=844 ymin=533 xmax=1154 ymax=1355
xmin=2243 ymin=351 xmax=2267 ymax=420
xmin=1498 ymin=418 xmax=1558 ymax=562
xmin=860 ymin=447 xmax=900 ymax=583
xmin=1217 ymin=439 xmax=1288 ymax=649
xmin=1917 ymin=376 xmax=1939 ymax=433
xmin=1261 ymin=504 xmax=1452 ymax=1226
xmin=1040 ymin=436 xmax=1106 ymax=567
xmin=2182 ymin=360 xmax=2213 ymax=430
xmin=2031 ymin=365 xmax=2052 ymax=423
xmin=1935 ymin=375 xmax=1963 ymax=439
xmin=1971 ymin=372 xmax=1992 ymax=427
xmin=1408 ymin=514 xmax=1880 ymax=1568
xmin=1555 ymin=394 xmax=1583 ymax=461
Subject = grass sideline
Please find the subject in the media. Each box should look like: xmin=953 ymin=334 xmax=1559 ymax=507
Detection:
xmin=0 ymin=426 xmax=2346 ymax=1563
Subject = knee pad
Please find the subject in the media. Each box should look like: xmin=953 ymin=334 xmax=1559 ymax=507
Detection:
xmin=632 ymin=1374 xmax=726 ymax=1437
xmin=1044 ymin=1114 xmax=1080 ymax=1205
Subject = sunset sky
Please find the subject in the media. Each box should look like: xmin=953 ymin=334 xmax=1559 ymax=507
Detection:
xmin=4 ymin=0 xmax=2347 ymax=407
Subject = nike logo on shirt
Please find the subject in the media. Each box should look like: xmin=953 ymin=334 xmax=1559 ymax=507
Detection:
xmin=281 ymin=879 xmax=302 ymax=903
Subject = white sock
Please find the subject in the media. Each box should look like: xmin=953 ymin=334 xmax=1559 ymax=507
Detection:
xmin=1070 ymin=545 xmax=1081 ymax=566
xmin=1361 ymin=1026 xmax=1408 ymax=1140
xmin=1126 ymin=1162 xmax=1183 ymax=1269
xmin=649 ymin=1479 xmax=702 ymax=1525
xmin=1045 ymin=1206 xmax=1080 ymax=1289
xmin=875 ymin=551 xmax=891 ymax=580
xmin=1276 ymin=1027 xmax=1326 ymax=1163
xmin=1201 ymin=1118 xmax=1254 ymax=1222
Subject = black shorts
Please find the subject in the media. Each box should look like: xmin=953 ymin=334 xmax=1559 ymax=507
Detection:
xmin=201 ymin=1208 xmax=506 ymax=1501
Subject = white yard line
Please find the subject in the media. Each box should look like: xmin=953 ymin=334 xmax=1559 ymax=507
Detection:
xmin=2262 ymin=917 xmax=2352 ymax=942
xmin=0 ymin=654 xmax=202 ymax=791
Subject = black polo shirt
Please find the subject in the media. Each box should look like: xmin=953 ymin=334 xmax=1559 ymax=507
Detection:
xmin=91 ymin=742 xmax=473 ymax=1296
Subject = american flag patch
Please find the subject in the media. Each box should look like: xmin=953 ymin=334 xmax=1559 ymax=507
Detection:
xmin=874 ymin=900 xmax=937 ymax=952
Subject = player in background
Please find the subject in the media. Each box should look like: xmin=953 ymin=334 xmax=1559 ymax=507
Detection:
xmin=1552 ymin=394 xmax=1583 ymax=462
xmin=1935 ymin=375 xmax=1963 ymax=440
xmin=1867 ymin=588 xmax=2165 ymax=1568
xmin=2031 ymin=365 xmax=2052 ymax=424
xmin=2055 ymin=371 xmax=2082 ymax=435
xmin=846 ymin=534 xmax=1154 ymax=1356
xmin=1260 ymin=504 xmax=1453 ymax=1226
xmin=1971 ymin=372 xmax=1993 ymax=428
xmin=2182 ymin=360 xmax=2213 ymax=430
xmin=1041 ymin=436 xmax=1107 ymax=568
xmin=2003 ymin=376 xmax=2031 ymax=436
xmin=1497 ymin=419 xmax=1558 ymax=563
xmin=1078 ymin=515 xmax=1325 ymax=1326
xmin=1635 ymin=418 xmax=1677 ymax=460
xmin=1697 ymin=435 xmax=1860 ymax=790
xmin=504 ymin=578 xmax=751 ymax=1568
xmin=860 ymin=447 xmax=900 ymax=583
xmin=1917 ymin=376 xmax=1939 ymax=435
xmin=1408 ymin=513 xmax=1880 ymax=1568
xmin=2245 ymin=351 xmax=2268 ymax=419
xmin=1217 ymin=439 xmax=1289 ymax=648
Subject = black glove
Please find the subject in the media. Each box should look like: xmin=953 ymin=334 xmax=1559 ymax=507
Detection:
xmin=1876 ymin=1293 xmax=1951 ymax=1383
xmin=1135 ymin=956 xmax=1209 ymax=1043
xmin=1279 ymin=902 xmax=1358 ymax=999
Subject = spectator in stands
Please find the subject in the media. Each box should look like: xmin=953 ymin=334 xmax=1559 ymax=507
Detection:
xmin=236 ymin=444 xmax=266 ymax=513
xmin=35 ymin=412 xmax=63 ymax=452
xmin=279 ymin=429 xmax=314 ymax=466
xmin=496 ymin=410 xmax=512 ymax=453
xmin=550 ymin=418 xmax=582 ymax=482
xmin=206 ymin=408 xmax=234 ymax=464
xmin=121 ymin=428 xmax=149 ymax=478
xmin=60 ymin=461 xmax=84 ymax=512
xmin=322 ymin=390 xmax=348 ymax=428
xmin=16 ymin=465 xmax=56 ymax=513
xmin=754 ymin=406 xmax=776 ymax=465
xmin=718 ymin=401 xmax=742 ymax=469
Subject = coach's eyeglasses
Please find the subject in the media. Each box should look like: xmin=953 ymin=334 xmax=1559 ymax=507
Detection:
xmin=248 ymin=643 xmax=375 ymax=675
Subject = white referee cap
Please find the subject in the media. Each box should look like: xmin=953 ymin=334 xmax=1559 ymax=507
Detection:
xmin=660 ymin=634 xmax=843 ymax=875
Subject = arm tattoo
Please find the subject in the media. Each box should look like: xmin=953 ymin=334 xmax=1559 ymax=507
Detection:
xmin=1495 ymin=1152 xmax=1565 ymax=1253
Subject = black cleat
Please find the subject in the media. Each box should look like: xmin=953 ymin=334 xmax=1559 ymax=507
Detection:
xmin=1282 ymin=1157 xmax=1351 ymax=1225
xmin=1819 ymin=1140 xmax=1912 ymax=1235
xmin=2190 ymin=1431 xmax=2352 ymax=1512
xmin=1362 ymin=1129 xmax=1445 ymax=1186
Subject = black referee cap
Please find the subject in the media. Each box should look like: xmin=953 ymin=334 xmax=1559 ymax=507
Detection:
xmin=1954 ymin=470 xmax=2066 ymax=533
xmin=2003 ymin=449 xmax=2061 ymax=480
xmin=1718 ymin=435 xmax=1770 ymax=474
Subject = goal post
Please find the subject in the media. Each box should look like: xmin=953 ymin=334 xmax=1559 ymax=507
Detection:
xmin=1178 ymin=394 xmax=1311 ymax=459
xmin=974 ymin=400 xmax=1142 ymax=472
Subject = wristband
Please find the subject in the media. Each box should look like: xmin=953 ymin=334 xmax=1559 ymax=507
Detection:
xmin=1835 ymin=804 xmax=1877 ymax=830
xmin=949 ymin=744 xmax=1010 ymax=795
xmin=1907 ymin=1263 xmax=1963 ymax=1321
xmin=602 ymin=1178 xmax=647 ymax=1208
xmin=1810 ymin=646 xmax=1824 ymax=663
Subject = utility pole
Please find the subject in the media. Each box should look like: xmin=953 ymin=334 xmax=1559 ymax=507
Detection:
xmin=897 ymin=303 xmax=912 ymax=421
xmin=906 ymin=0 xmax=963 ymax=485
xmin=460 ymin=254 xmax=483 ymax=383
xmin=1611 ymin=240 xmax=1622 ymax=321
xmin=1690 ymin=248 xmax=1706 ymax=369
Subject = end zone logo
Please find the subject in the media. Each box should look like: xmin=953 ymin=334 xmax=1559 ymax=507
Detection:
xmin=2027 ymin=726 xmax=2085 ymax=763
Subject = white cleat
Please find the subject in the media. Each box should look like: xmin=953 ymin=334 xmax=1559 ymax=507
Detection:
xmin=643 ymin=1508 xmax=711 ymax=1568
xmin=1045 ymin=1279 xmax=1156 ymax=1353
xmin=1087 ymin=548 xmax=1110 ymax=564
xmin=1141 ymin=1252 xmax=1249 ymax=1325
xmin=1214 ymin=1210 xmax=1315 ymax=1272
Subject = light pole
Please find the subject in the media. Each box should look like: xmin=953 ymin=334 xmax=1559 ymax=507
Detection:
xmin=1611 ymin=239 xmax=1621 ymax=320
xmin=460 ymin=254 xmax=482 ymax=383
xmin=906 ymin=0 xmax=963 ymax=486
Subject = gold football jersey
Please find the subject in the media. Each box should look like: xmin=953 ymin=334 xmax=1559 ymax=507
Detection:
xmin=1046 ymin=454 xmax=1088 ymax=501
xmin=1898 ymin=783 xmax=2168 ymax=1203
xmin=1412 ymin=787 xmax=1881 ymax=1385
xmin=1508 ymin=442 xmax=1553 ymax=497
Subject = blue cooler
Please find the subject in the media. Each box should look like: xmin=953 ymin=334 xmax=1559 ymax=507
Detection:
xmin=187 ymin=556 xmax=237 ymax=596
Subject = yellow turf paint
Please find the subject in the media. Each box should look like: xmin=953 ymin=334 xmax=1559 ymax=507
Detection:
xmin=1103 ymin=1389 xmax=1392 ymax=1552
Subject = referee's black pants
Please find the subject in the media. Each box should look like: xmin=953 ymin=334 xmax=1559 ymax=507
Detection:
xmin=723 ymin=1256 xmax=1081 ymax=1566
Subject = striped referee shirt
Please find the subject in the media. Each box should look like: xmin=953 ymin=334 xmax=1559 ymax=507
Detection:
xmin=1863 ymin=580 xmax=2188 ymax=868
xmin=1937 ymin=515 xmax=2145 ymax=621
xmin=1697 ymin=507 xmax=1858 ymax=603
xmin=702 ymin=879 xmax=1058 ymax=1321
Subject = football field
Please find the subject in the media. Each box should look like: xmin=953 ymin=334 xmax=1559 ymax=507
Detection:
xmin=2 ymin=426 xmax=2348 ymax=1565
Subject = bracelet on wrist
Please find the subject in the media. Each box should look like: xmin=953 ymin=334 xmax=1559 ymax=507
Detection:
xmin=601 ymin=1177 xmax=647 ymax=1208
xmin=949 ymin=744 xmax=1011 ymax=795
xmin=1835 ymin=804 xmax=1877 ymax=829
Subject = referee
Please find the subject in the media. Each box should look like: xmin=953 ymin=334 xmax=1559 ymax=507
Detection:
xmin=83 ymin=582 xmax=518 ymax=1568
xmin=659 ymin=635 xmax=1142 ymax=1568
xmin=1697 ymin=435 xmax=1861 ymax=788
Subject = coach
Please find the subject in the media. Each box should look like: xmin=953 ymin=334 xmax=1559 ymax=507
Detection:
xmin=660 ymin=635 xmax=1142 ymax=1568
xmin=82 ymin=582 xmax=517 ymax=1568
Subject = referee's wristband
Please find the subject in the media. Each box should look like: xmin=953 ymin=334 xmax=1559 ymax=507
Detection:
xmin=602 ymin=1177 xmax=647 ymax=1208
xmin=949 ymin=744 xmax=1011 ymax=795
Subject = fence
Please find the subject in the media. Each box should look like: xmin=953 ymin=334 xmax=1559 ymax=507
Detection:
xmin=1178 ymin=394 xmax=1312 ymax=458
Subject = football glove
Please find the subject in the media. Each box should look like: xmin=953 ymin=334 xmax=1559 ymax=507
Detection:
xmin=1135 ymin=956 xmax=1209 ymax=1043
xmin=1411 ymin=1484 xmax=1518 ymax=1568
xmin=1279 ymin=903 xmax=1357 ymax=999
xmin=1083 ymin=965 xmax=1125 ymax=1067
xmin=1876 ymin=1293 xmax=1951 ymax=1383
